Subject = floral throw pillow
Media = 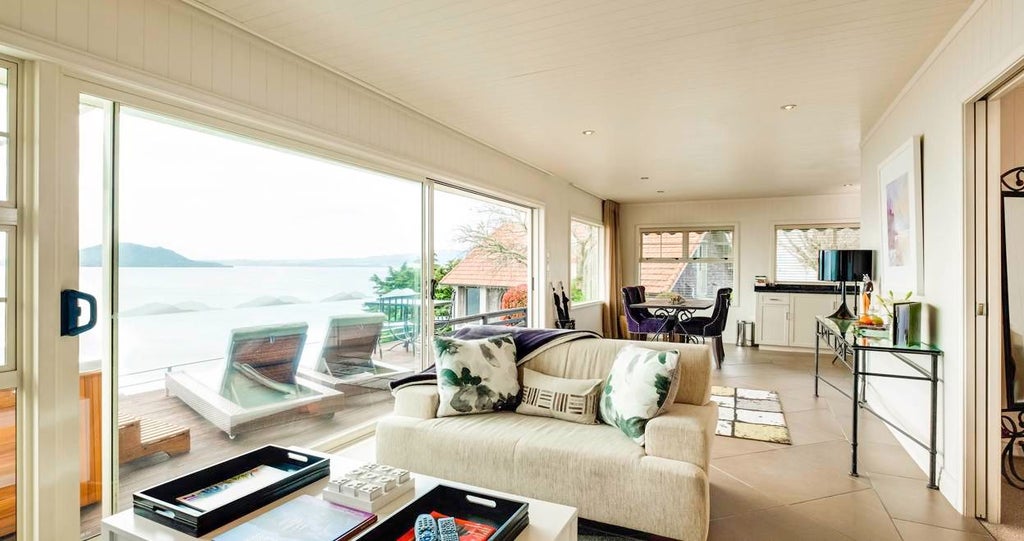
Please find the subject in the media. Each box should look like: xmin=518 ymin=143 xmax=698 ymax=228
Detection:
xmin=435 ymin=334 xmax=520 ymax=417
xmin=599 ymin=345 xmax=681 ymax=445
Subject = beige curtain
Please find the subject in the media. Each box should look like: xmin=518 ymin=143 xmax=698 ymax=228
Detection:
xmin=602 ymin=200 xmax=624 ymax=338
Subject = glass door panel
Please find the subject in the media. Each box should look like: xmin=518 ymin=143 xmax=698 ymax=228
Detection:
xmin=432 ymin=187 xmax=533 ymax=336
xmin=78 ymin=98 xmax=110 ymax=539
xmin=104 ymin=106 xmax=423 ymax=515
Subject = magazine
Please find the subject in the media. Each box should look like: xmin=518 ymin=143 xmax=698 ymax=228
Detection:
xmin=176 ymin=464 xmax=290 ymax=512
xmin=396 ymin=511 xmax=496 ymax=541
xmin=214 ymin=495 xmax=377 ymax=541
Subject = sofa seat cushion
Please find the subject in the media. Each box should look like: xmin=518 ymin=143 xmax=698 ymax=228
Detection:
xmin=512 ymin=424 xmax=709 ymax=537
xmin=376 ymin=412 xmax=652 ymax=492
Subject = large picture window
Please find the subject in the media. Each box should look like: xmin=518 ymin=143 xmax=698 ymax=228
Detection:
xmin=774 ymin=224 xmax=860 ymax=282
xmin=570 ymin=219 xmax=602 ymax=303
xmin=638 ymin=227 xmax=734 ymax=298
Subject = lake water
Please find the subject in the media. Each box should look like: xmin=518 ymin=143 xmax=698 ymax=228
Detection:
xmin=77 ymin=266 xmax=421 ymax=379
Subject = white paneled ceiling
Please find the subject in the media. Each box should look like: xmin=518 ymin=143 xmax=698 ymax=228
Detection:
xmin=192 ymin=0 xmax=971 ymax=202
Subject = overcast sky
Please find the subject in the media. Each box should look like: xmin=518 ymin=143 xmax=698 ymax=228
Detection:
xmin=79 ymin=105 xmax=526 ymax=262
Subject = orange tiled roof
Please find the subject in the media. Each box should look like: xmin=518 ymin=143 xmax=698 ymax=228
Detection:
xmin=638 ymin=231 xmax=707 ymax=292
xmin=639 ymin=262 xmax=688 ymax=292
xmin=440 ymin=223 xmax=528 ymax=288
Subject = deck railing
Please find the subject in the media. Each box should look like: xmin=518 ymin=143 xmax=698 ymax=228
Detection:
xmin=436 ymin=307 xmax=528 ymax=332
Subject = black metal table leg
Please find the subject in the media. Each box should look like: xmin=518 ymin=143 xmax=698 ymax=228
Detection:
xmin=928 ymin=354 xmax=938 ymax=489
xmin=814 ymin=322 xmax=820 ymax=397
xmin=851 ymin=348 xmax=860 ymax=477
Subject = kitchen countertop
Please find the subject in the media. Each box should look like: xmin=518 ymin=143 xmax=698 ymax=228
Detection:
xmin=754 ymin=283 xmax=858 ymax=294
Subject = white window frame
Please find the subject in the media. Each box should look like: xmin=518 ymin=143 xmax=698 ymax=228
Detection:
xmin=637 ymin=224 xmax=737 ymax=302
xmin=569 ymin=216 xmax=604 ymax=307
xmin=771 ymin=221 xmax=861 ymax=284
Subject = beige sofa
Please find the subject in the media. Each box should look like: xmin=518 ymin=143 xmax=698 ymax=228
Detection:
xmin=376 ymin=338 xmax=716 ymax=541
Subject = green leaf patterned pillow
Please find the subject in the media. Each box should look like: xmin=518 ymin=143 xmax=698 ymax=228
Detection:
xmin=434 ymin=334 xmax=519 ymax=417
xmin=599 ymin=345 xmax=681 ymax=445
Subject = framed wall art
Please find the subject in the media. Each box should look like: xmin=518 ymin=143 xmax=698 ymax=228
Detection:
xmin=877 ymin=135 xmax=923 ymax=294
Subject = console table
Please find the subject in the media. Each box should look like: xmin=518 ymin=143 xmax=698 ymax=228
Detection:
xmin=814 ymin=316 xmax=943 ymax=489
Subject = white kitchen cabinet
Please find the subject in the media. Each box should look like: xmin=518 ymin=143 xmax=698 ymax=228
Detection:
xmin=756 ymin=291 xmax=842 ymax=348
xmin=758 ymin=302 xmax=791 ymax=346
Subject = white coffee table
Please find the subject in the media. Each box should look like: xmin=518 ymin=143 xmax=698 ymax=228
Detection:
xmin=101 ymin=454 xmax=578 ymax=541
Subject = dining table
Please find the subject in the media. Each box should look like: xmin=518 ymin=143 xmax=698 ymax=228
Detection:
xmin=629 ymin=298 xmax=715 ymax=342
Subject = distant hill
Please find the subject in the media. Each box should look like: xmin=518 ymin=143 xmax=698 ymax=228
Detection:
xmin=236 ymin=295 xmax=304 ymax=308
xmin=120 ymin=301 xmax=214 ymax=317
xmin=80 ymin=243 xmax=228 ymax=268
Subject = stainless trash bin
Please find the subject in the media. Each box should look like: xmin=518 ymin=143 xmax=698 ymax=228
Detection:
xmin=736 ymin=320 xmax=756 ymax=347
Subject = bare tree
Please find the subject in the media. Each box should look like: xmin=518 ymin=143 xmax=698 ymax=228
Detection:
xmin=777 ymin=227 xmax=859 ymax=271
xmin=455 ymin=206 xmax=528 ymax=266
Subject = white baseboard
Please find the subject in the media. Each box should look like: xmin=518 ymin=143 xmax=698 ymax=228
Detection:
xmin=754 ymin=345 xmax=814 ymax=353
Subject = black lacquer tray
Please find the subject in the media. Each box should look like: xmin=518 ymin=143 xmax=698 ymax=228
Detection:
xmin=361 ymin=484 xmax=529 ymax=541
xmin=132 ymin=445 xmax=329 ymax=536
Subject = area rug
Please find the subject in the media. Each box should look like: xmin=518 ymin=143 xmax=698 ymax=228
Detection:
xmin=710 ymin=385 xmax=791 ymax=444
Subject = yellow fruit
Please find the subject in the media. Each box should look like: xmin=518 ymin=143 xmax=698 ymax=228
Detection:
xmin=871 ymin=316 xmax=884 ymax=325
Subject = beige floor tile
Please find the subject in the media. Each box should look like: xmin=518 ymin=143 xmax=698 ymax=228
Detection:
xmin=713 ymin=440 xmax=871 ymax=504
xmin=868 ymin=472 xmax=990 ymax=534
xmin=709 ymin=505 xmax=854 ymax=541
xmin=709 ymin=466 xmax=781 ymax=520
xmin=784 ymin=408 xmax=847 ymax=446
xmin=833 ymin=409 xmax=901 ymax=446
xmin=788 ymin=489 xmax=901 ymax=541
xmin=894 ymin=520 xmax=995 ymax=540
xmin=710 ymin=433 xmax=788 ymax=458
xmin=775 ymin=387 xmax=832 ymax=413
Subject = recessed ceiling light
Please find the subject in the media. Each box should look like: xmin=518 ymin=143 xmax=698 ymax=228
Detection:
xmin=842 ymin=183 xmax=855 ymax=187
xmin=656 ymin=190 xmax=665 ymax=194
xmin=581 ymin=129 xmax=596 ymax=135
xmin=640 ymin=176 xmax=650 ymax=180
xmin=781 ymin=104 xmax=797 ymax=111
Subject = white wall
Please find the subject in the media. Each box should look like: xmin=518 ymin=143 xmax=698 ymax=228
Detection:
xmin=619 ymin=193 xmax=861 ymax=341
xmin=0 ymin=0 xmax=602 ymax=327
xmin=858 ymin=0 xmax=1024 ymax=513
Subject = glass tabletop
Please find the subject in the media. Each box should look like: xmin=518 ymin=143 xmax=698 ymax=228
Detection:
xmin=816 ymin=316 xmax=942 ymax=355
xmin=631 ymin=299 xmax=715 ymax=310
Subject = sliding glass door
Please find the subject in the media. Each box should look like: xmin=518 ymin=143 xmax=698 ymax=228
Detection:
xmin=76 ymin=99 xmax=426 ymax=537
xmin=0 ymin=57 xmax=18 ymax=541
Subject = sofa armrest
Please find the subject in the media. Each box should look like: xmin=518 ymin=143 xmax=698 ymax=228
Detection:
xmin=393 ymin=385 xmax=439 ymax=419
xmin=644 ymin=402 xmax=718 ymax=471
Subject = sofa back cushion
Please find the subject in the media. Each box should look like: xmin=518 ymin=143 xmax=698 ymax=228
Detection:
xmin=523 ymin=339 xmax=712 ymax=406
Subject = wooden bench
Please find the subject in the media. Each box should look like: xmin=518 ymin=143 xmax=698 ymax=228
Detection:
xmin=118 ymin=413 xmax=191 ymax=464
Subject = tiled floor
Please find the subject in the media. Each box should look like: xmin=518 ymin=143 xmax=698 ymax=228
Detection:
xmin=335 ymin=344 xmax=1002 ymax=540
xmin=706 ymin=345 xmax=993 ymax=541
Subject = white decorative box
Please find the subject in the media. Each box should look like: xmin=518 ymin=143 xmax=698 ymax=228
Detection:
xmin=321 ymin=463 xmax=414 ymax=513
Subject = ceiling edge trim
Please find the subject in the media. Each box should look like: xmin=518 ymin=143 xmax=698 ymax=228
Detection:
xmin=177 ymin=0 xmax=561 ymax=181
xmin=860 ymin=0 xmax=984 ymax=148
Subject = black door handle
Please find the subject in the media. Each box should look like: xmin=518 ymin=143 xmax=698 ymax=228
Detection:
xmin=61 ymin=289 xmax=98 ymax=337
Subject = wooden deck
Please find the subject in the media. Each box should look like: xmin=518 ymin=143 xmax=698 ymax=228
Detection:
xmin=79 ymin=350 xmax=419 ymax=539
